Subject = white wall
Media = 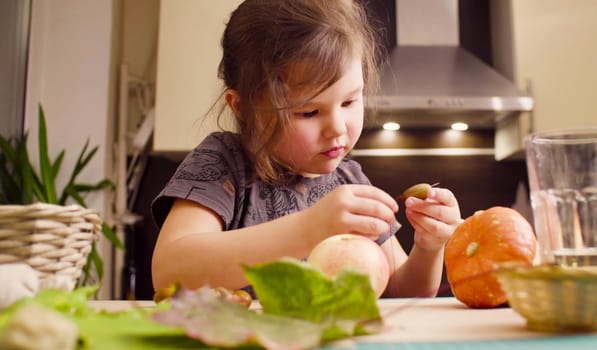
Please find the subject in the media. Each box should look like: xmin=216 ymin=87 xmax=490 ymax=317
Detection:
xmin=154 ymin=0 xmax=240 ymax=152
xmin=492 ymin=0 xmax=597 ymax=132
xmin=25 ymin=0 xmax=114 ymax=299
xmin=511 ymin=0 xmax=597 ymax=132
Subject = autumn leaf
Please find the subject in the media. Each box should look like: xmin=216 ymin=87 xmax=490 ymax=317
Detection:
xmin=152 ymin=287 xmax=323 ymax=349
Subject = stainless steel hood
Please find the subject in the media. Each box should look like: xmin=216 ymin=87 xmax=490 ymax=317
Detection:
xmin=367 ymin=46 xmax=534 ymax=129
xmin=364 ymin=0 xmax=534 ymax=131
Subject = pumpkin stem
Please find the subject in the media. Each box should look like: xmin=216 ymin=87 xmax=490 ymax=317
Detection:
xmin=466 ymin=242 xmax=479 ymax=257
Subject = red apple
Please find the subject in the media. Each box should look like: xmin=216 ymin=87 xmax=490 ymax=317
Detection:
xmin=307 ymin=234 xmax=390 ymax=298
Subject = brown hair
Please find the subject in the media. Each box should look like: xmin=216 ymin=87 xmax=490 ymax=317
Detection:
xmin=216 ymin=0 xmax=381 ymax=183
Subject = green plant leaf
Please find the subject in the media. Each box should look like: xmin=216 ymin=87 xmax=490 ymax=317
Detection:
xmin=30 ymin=174 xmax=46 ymax=203
xmin=0 ymin=133 xmax=39 ymax=204
xmin=1 ymin=103 xmax=123 ymax=288
xmin=0 ymin=134 xmax=18 ymax=161
xmin=63 ymin=184 xmax=86 ymax=207
xmin=1 ymin=288 xmax=191 ymax=350
xmin=76 ymin=179 xmax=115 ymax=191
xmin=60 ymin=179 xmax=114 ymax=206
xmin=72 ymin=140 xmax=97 ymax=178
xmin=64 ymin=139 xmax=99 ymax=196
xmin=37 ymin=104 xmax=58 ymax=203
xmin=77 ymin=224 xmax=124 ymax=288
xmin=58 ymin=140 xmax=111 ymax=205
xmin=90 ymin=243 xmax=104 ymax=283
xmin=17 ymin=150 xmax=35 ymax=204
xmin=80 ymin=251 xmax=92 ymax=287
xmin=0 ymin=136 xmax=20 ymax=203
xmin=0 ymin=164 xmax=14 ymax=203
xmin=0 ymin=286 xmax=99 ymax=329
xmin=18 ymin=134 xmax=42 ymax=204
xmin=102 ymin=223 xmax=125 ymax=250
xmin=78 ymin=242 xmax=104 ymax=288
xmin=51 ymin=149 xmax=65 ymax=179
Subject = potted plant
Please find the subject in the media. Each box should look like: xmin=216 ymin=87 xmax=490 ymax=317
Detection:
xmin=0 ymin=104 xmax=123 ymax=288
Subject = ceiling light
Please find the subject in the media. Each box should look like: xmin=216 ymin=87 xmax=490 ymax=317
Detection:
xmin=451 ymin=122 xmax=468 ymax=131
xmin=382 ymin=122 xmax=400 ymax=131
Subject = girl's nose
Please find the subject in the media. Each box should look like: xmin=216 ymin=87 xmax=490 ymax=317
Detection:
xmin=323 ymin=108 xmax=347 ymax=138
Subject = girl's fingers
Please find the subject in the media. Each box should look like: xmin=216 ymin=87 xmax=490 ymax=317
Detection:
xmin=349 ymin=221 xmax=390 ymax=240
xmin=405 ymin=187 xmax=461 ymax=225
xmin=427 ymin=187 xmax=459 ymax=208
xmin=318 ymin=184 xmax=399 ymax=238
xmin=351 ymin=198 xmax=397 ymax=225
xmin=351 ymin=184 xmax=398 ymax=213
xmin=408 ymin=209 xmax=453 ymax=235
xmin=407 ymin=210 xmax=455 ymax=250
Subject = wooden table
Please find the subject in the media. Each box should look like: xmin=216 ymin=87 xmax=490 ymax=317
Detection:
xmin=89 ymin=297 xmax=597 ymax=348
xmin=356 ymin=297 xmax=536 ymax=342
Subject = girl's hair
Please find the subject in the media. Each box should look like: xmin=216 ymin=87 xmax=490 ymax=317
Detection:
xmin=217 ymin=0 xmax=382 ymax=183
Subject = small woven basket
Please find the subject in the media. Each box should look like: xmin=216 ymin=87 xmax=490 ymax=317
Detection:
xmin=496 ymin=264 xmax=597 ymax=332
xmin=0 ymin=203 xmax=102 ymax=290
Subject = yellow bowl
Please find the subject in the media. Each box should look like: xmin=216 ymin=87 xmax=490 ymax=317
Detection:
xmin=495 ymin=265 xmax=597 ymax=332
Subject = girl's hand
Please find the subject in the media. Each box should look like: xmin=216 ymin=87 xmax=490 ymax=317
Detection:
xmin=404 ymin=187 xmax=462 ymax=252
xmin=306 ymin=184 xmax=398 ymax=241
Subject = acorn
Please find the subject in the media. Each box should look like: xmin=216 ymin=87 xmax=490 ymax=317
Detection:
xmin=153 ymin=283 xmax=178 ymax=303
xmin=398 ymin=182 xmax=439 ymax=200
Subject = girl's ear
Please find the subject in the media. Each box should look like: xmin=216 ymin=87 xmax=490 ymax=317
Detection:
xmin=224 ymin=89 xmax=241 ymax=117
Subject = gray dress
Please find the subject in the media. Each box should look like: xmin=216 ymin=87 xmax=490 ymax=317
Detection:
xmin=151 ymin=132 xmax=399 ymax=292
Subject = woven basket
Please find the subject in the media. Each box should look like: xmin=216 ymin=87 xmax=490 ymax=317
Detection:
xmin=496 ymin=265 xmax=597 ymax=332
xmin=0 ymin=203 xmax=102 ymax=290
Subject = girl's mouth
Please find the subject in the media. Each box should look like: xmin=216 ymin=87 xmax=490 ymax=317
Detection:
xmin=322 ymin=146 xmax=345 ymax=158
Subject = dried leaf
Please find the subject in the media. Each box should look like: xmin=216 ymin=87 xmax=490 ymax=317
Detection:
xmin=152 ymin=287 xmax=323 ymax=349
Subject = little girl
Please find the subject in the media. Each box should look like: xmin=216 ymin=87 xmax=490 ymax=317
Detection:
xmin=151 ymin=0 xmax=462 ymax=298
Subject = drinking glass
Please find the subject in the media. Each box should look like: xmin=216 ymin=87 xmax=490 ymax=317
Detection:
xmin=525 ymin=128 xmax=597 ymax=267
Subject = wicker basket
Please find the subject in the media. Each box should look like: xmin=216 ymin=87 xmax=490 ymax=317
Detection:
xmin=496 ymin=264 xmax=597 ymax=332
xmin=0 ymin=203 xmax=102 ymax=290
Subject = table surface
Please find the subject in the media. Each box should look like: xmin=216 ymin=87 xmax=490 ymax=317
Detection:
xmin=88 ymin=297 xmax=597 ymax=348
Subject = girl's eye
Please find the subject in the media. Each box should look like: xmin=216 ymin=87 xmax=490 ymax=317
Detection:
xmin=297 ymin=110 xmax=318 ymax=118
xmin=341 ymin=100 xmax=354 ymax=107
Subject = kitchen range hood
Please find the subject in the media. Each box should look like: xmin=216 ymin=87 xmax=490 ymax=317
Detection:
xmin=365 ymin=0 xmax=534 ymax=131
xmin=368 ymin=45 xmax=534 ymax=129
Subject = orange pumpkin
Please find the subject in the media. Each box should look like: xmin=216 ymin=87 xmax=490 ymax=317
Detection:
xmin=444 ymin=206 xmax=537 ymax=308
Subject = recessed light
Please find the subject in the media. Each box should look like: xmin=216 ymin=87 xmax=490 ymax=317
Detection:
xmin=451 ymin=122 xmax=468 ymax=131
xmin=382 ymin=122 xmax=400 ymax=131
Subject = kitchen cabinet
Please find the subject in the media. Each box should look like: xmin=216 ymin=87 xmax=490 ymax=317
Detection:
xmin=491 ymin=0 xmax=597 ymax=137
xmin=153 ymin=0 xmax=241 ymax=154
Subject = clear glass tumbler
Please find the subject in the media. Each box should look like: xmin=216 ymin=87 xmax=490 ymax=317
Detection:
xmin=525 ymin=128 xmax=597 ymax=267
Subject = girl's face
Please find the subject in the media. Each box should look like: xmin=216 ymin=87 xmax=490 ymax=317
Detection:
xmin=274 ymin=57 xmax=365 ymax=177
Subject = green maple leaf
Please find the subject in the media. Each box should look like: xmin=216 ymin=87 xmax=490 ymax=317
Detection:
xmin=244 ymin=257 xmax=384 ymax=341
